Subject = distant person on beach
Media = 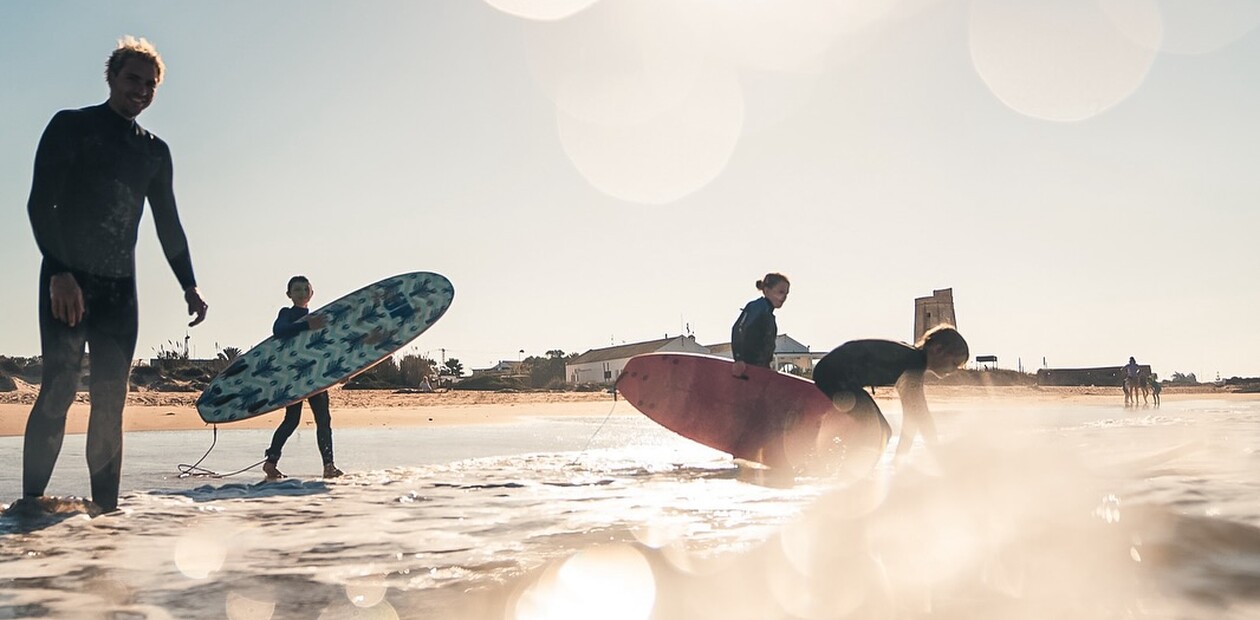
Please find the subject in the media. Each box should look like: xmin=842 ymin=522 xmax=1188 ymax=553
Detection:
xmin=1149 ymin=374 xmax=1162 ymax=407
xmin=1123 ymin=356 xmax=1142 ymax=406
xmin=18 ymin=37 xmax=208 ymax=515
xmin=262 ymin=276 xmax=343 ymax=480
xmin=730 ymin=273 xmax=790 ymax=378
xmin=812 ymin=326 xmax=970 ymax=461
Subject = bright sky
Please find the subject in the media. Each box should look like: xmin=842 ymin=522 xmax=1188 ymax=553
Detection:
xmin=1 ymin=0 xmax=1257 ymax=380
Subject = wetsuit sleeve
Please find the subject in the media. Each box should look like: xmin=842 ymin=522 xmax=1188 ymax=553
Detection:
xmin=26 ymin=112 xmax=76 ymax=275
xmin=730 ymin=306 xmax=752 ymax=362
xmin=273 ymin=308 xmax=310 ymax=339
xmin=731 ymin=302 xmax=774 ymax=365
xmin=146 ymin=141 xmax=197 ymax=290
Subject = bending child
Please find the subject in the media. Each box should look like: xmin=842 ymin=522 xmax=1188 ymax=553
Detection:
xmin=812 ymin=326 xmax=969 ymax=461
xmin=262 ymin=276 xmax=343 ymax=479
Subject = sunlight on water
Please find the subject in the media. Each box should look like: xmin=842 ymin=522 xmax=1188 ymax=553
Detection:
xmin=510 ymin=544 xmax=656 ymax=620
xmin=482 ymin=0 xmax=601 ymax=21
xmin=1096 ymin=493 xmax=1123 ymax=524
xmin=6 ymin=403 xmax=1260 ymax=618
xmin=345 ymin=578 xmax=389 ymax=608
xmin=174 ymin=530 xmax=228 ymax=579
xmin=968 ymin=0 xmax=1159 ymax=122
xmin=629 ymin=519 xmax=685 ymax=549
xmin=319 ymin=599 xmax=400 ymax=620
xmin=226 ymin=592 xmax=275 ymax=620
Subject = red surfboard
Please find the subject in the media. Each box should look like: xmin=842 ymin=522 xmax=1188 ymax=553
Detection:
xmin=616 ymin=353 xmax=888 ymax=473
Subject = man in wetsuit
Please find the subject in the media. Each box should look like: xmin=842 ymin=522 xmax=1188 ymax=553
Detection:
xmin=21 ymin=36 xmax=209 ymax=514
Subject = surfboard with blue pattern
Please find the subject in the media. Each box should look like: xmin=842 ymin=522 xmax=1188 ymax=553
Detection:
xmin=196 ymin=272 xmax=454 ymax=424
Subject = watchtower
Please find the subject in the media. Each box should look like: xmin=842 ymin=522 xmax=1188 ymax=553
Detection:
xmin=913 ymin=288 xmax=956 ymax=343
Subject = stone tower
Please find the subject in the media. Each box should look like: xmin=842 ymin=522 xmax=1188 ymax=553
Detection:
xmin=913 ymin=288 xmax=956 ymax=344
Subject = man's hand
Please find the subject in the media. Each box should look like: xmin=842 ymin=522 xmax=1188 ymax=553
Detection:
xmin=49 ymin=273 xmax=85 ymax=326
xmin=185 ymin=286 xmax=209 ymax=327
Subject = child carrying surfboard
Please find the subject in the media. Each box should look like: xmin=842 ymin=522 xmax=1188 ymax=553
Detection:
xmin=262 ymin=276 xmax=344 ymax=480
xmin=811 ymin=325 xmax=969 ymax=462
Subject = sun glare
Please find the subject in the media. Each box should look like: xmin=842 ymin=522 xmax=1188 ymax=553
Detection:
xmin=1123 ymin=0 xmax=1260 ymax=54
xmin=483 ymin=0 xmax=602 ymax=21
xmin=969 ymin=0 xmax=1160 ymax=122
xmin=225 ymin=592 xmax=276 ymax=620
xmin=511 ymin=544 xmax=656 ymax=620
xmin=173 ymin=532 xmax=228 ymax=579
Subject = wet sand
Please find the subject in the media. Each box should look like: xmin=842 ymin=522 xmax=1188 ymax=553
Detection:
xmin=0 ymin=389 xmax=623 ymax=436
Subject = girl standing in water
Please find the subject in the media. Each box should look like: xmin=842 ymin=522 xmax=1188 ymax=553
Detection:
xmin=730 ymin=273 xmax=789 ymax=378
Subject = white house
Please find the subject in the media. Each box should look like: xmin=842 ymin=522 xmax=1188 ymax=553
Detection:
xmin=566 ymin=335 xmax=710 ymax=385
xmin=470 ymin=360 xmax=525 ymax=377
xmin=707 ymin=333 xmax=821 ymax=374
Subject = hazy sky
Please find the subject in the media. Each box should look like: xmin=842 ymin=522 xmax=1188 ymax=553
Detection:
xmin=2 ymin=0 xmax=1257 ymax=380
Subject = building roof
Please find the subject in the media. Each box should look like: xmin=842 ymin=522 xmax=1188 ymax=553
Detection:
xmin=470 ymin=360 xmax=525 ymax=375
xmin=567 ymin=336 xmax=688 ymax=365
xmin=705 ymin=333 xmax=810 ymax=355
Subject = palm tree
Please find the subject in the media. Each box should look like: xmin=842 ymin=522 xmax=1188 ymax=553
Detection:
xmin=442 ymin=358 xmax=464 ymax=379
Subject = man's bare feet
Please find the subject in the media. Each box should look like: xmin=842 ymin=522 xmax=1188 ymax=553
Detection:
xmin=263 ymin=461 xmax=284 ymax=480
xmin=322 ymin=463 xmax=344 ymax=479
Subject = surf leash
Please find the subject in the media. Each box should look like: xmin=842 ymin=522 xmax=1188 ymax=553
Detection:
xmin=568 ymin=378 xmax=625 ymax=466
xmin=176 ymin=425 xmax=267 ymax=478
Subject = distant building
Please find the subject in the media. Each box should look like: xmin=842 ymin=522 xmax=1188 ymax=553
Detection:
xmin=913 ymin=288 xmax=957 ymax=343
xmin=1036 ymin=365 xmax=1150 ymax=387
xmin=470 ymin=360 xmax=525 ymax=377
xmin=707 ymin=334 xmax=820 ymax=374
xmin=566 ymin=335 xmax=709 ymax=385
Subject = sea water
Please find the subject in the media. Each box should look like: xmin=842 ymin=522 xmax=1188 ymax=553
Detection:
xmin=2 ymin=397 xmax=1260 ymax=619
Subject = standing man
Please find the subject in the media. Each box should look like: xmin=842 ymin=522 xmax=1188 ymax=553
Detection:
xmin=1122 ymin=356 xmax=1142 ymax=407
xmin=21 ymin=36 xmax=208 ymax=514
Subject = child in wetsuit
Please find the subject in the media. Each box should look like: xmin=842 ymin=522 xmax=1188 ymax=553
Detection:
xmin=262 ymin=276 xmax=343 ymax=479
xmin=812 ymin=326 xmax=970 ymax=461
xmin=730 ymin=273 xmax=790 ymax=378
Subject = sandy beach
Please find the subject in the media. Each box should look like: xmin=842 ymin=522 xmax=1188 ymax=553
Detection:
xmin=0 ymin=383 xmax=1245 ymax=438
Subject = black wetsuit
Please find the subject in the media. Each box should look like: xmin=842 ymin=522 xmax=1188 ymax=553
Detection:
xmin=812 ymin=340 xmax=928 ymax=396
xmin=731 ymin=297 xmax=777 ymax=368
xmin=264 ymin=307 xmax=335 ymax=466
xmin=24 ymin=102 xmax=197 ymax=512
xmin=812 ymin=340 xmax=923 ymax=442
